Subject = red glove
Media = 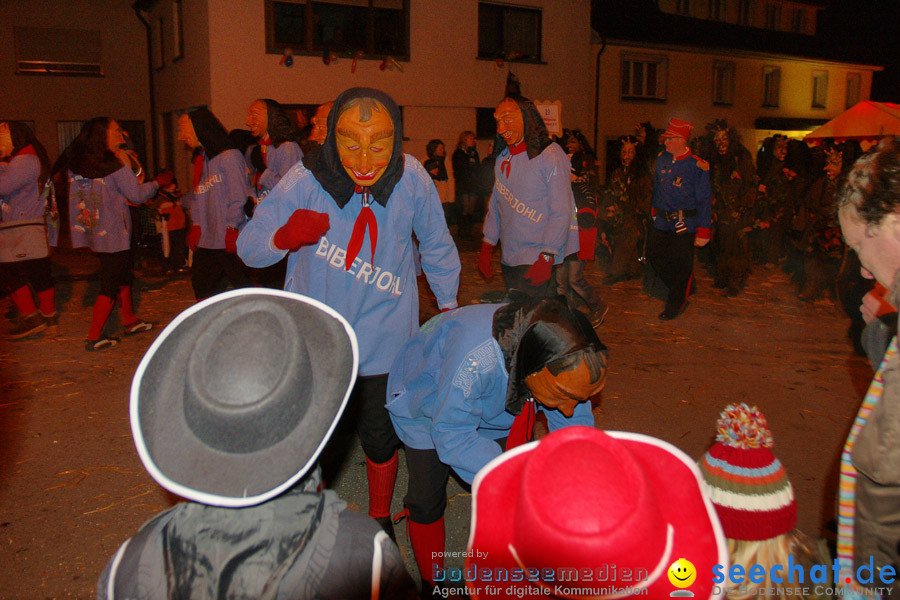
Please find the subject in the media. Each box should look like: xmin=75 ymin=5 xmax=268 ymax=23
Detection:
xmin=187 ymin=225 xmax=201 ymax=251
xmin=154 ymin=170 xmax=174 ymax=188
xmin=225 ymin=227 xmax=239 ymax=253
xmin=525 ymin=253 xmax=554 ymax=286
xmin=694 ymin=227 xmax=711 ymax=248
xmin=478 ymin=242 xmax=495 ymax=281
xmin=273 ymin=209 xmax=330 ymax=252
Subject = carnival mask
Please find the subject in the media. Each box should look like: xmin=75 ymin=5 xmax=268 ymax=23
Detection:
xmin=335 ymin=100 xmax=394 ymax=187
xmin=310 ymin=102 xmax=333 ymax=145
xmin=824 ymin=149 xmax=843 ymax=180
xmin=177 ymin=114 xmax=201 ymax=149
xmin=525 ymin=355 xmax=605 ymax=418
xmin=495 ymin=99 xmax=524 ymax=147
xmin=714 ymin=130 xmax=729 ymax=155
xmin=773 ymin=138 xmax=788 ymax=161
xmin=620 ymin=138 xmax=638 ymax=167
xmin=246 ymin=100 xmax=268 ymax=139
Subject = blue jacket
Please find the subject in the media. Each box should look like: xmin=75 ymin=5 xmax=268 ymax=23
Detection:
xmin=483 ymin=143 xmax=576 ymax=266
xmin=257 ymin=141 xmax=303 ymax=198
xmin=0 ymin=153 xmax=43 ymax=222
xmin=68 ymin=166 xmax=159 ymax=253
xmin=184 ymin=148 xmax=249 ymax=249
xmin=237 ymin=154 xmax=460 ymax=376
xmin=386 ymin=304 xmax=594 ymax=484
xmin=651 ymin=151 xmax=712 ymax=233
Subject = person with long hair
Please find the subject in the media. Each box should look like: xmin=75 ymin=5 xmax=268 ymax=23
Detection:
xmin=603 ymin=134 xmax=652 ymax=284
xmin=423 ymin=139 xmax=452 ymax=227
xmin=178 ymin=107 xmax=252 ymax=300
xmin=59 ymin=117 xmax=173 ymax=350
xmin=0 ymin=121 xmax=56 ymax=339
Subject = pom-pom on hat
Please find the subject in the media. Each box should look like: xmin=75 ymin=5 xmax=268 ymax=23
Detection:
xmin=698 ymin=403 xmax=797 ymax=541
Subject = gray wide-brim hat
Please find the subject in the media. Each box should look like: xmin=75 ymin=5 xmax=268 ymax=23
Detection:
xmin=130 ymin=288 xmax=358 ymax=508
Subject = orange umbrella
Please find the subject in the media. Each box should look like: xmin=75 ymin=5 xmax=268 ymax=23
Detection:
xmin=805 ymin=101 xmax=900 ymax=143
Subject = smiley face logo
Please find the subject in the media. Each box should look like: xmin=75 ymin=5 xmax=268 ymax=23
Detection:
xmin=667 ymin=558 xmax=697 ymax=589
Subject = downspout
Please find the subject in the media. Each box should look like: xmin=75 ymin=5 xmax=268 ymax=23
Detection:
xmin=592 ymin=35 xmax=606 ymax=165
xmin=133 ymin=5 xmax=159 ymax=173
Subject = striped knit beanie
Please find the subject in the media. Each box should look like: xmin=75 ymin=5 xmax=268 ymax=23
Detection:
xmin=698 ymin=403 xmax=797 ymax=541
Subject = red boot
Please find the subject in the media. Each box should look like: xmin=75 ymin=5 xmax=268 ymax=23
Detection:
xmin=366 ymin=452 xmax=398 ymax=540
xmin=408 ymin=516 xmax=445 ymax=593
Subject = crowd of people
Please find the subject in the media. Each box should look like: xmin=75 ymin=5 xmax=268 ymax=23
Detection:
xmin=3 ymin=86 xmax=900 ymax=599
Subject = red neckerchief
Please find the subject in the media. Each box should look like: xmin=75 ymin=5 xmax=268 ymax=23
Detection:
xmin=345 ymin=185 xmax=378 ymax=270
xmin=192 ymin=151 xmax=205 ymax=190
xmin=14 ymin=145 xmax=37 ymax=157
xmin=500 ymin=141 xmax=527 ymax=178
xmin=506 ymin=399 xmax=535 ymax=449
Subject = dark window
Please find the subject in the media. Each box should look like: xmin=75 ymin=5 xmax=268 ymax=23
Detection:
xmin=675 ymin=0 xmax=691 ymax=16
xmin=764 ymin=3 xmax=781 ymax=30
xmin=738 ymin=0 xmax=752 ymax=26
xmin=846 ymin=72 xmax=861 ymax=109
xmin=173 ymin=0 xmax=184 ymax=60
xmin=763 ymin=66 xmax=780 ymax=107
xmin=266 ymin=0 xmax=409 ymax=59
xmin=476 ymin=107 xmax=496 ymax=140
xmin=621 ymin=54 xmax=667 ymax=100
xmin=710 ymin=0 xmax=726 ymax=21
xmin=478 ymin=3 xmax=542 ymax=62
xmin=812 ymin=71 xmax=828 ymax=109
xmin=791 ymin=7 xmax=806 ymax=33
xmin=15 ymin=26 xmax=103 ymax=76
xmin=712 ymin=61 xmax=735 ymax=105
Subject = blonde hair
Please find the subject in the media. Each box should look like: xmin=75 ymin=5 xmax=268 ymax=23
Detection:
xmin=726 ymin=533 xmax=826 ymax=600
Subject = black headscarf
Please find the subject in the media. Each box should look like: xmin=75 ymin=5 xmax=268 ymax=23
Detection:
xmin=187 ymin=108 xmax=236 ymax=162
xmin=258 ymin=98 xmax=300 ymax=148
xmin=308 ymin=87 xmax=405 ymax=209
xmin=55 ymin=117 xmax=125 ymax=179
xmin=492 ymin=294 xmax=607 ymax=415
xmin=491 ymin=96 xmax=554 ymax=162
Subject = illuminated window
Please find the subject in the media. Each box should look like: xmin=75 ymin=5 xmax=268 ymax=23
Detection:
xmin=812 ymin=71 xmax=828 ymax=109
xmin=846 ymin=72 xmax=861 ymax=108
xmin=764 ymin=3 xmax=781 ymax=30
xmin=713 ymin=61 xmax=735 ymax=105
xmin=621 ymin=54 xmax=668 ymax=100
xmin=762 ymin=66 xmax=780 ymax=107
xmin=478 ymin=3 xmax=542 ymax=62
xmin=738 ymin=0 xmax=753 ymax=26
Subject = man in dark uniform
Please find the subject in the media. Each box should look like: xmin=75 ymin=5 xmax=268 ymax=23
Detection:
xmin=647 ymin=118 xmax=711 ymax=320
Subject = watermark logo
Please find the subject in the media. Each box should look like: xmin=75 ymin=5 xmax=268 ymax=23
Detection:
xmin=668 ymin=558 xmax=697 ymax=597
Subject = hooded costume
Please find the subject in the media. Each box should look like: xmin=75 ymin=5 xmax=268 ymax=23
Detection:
xmin=482 ymin=97 xmax=577 ymax=269
xmin=250 ymin=99 xmax=304 ymax=199
xmin=237 ymin=87 xmax=460 ymax=376
xmin=386 ymin=297 xmax=606 ymax=484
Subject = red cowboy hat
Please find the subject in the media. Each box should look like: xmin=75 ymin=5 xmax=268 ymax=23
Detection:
xmin=660 ymin=118 xmax=694 ymax=140
xmin=465 ymin=426 xmax=727 ymax=600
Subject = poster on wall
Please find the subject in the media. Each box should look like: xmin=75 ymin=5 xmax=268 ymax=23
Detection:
xmin=535 ymin=101 xmax=562 ymax=137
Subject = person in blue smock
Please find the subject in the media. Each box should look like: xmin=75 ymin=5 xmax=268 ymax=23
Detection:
xmin=237 ymin=87 xmax=460 ymax=542
xmin=58 ymin=117 xmax=173 ymax=351
xmin=178 ymin=108 xmax=252 ymax=300
xmin=0 ymin=121 xmax=57 ymax=339
xmin=245 ymin=98 xmax=304 ymax=202
xmin=648 ymin=117 xmax=712 ymax=320
xmin=479 ymin=96 xmax=578 ymax=299
xmin=385 ymin=295 xmax=608 ymax=593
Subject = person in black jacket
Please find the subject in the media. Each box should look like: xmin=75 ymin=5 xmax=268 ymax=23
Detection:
xmin=452 ymin=130 xmax=479 ymax=239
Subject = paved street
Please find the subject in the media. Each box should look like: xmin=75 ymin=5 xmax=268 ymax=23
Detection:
xmin=0 ymin=240 xmax=872 ymax=598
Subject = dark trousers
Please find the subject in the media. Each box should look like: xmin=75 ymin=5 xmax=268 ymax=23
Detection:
xmin=351 ymin=374 xmax=402 ymax=465
xmin=1 ymin=258 xmax=53 ymax=295
xmin=501 ymin=263 xmax=559 ymax=298
xmin=404 ymin=439 xmax=505 ymax=524
xmin=166 ymin=228 xmax=187 ymax=270
xmin=97 ymin=251 xmax=135 ymax=298
xmin=190 ymin=247 xmax=252 ymax=300
xmin=556 ymin=253 xmax=599 ymax=309
xmin=647 ymin=227 xmax=695 ymax=313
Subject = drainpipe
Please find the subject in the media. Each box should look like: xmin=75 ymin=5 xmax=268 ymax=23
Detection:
xmin=592 ymin=35 xmax=607 ymax=167
xmin=133 ymin=5 xmax=159 ymax=173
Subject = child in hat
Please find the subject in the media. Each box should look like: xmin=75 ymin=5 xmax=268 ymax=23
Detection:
xmin=698 ymin=403 xmax=834 ymax=600
xmin=96 ymin=289 xmax=416 ymax=599
xmin=466 ymin=425 xmax=729 ymax=600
